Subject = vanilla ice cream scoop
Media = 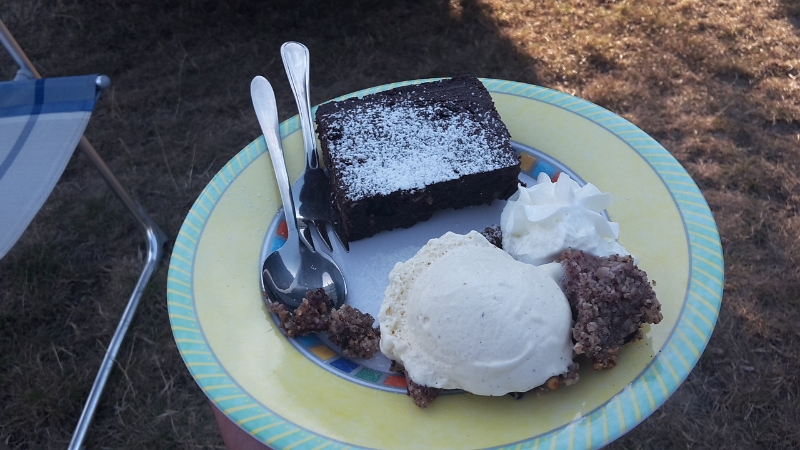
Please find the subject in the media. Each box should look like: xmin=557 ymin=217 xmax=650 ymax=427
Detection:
xmin=378 ymin=231 xmax=573 ymax=396
xmin=501 ymin=172 xmax=632 ymax=265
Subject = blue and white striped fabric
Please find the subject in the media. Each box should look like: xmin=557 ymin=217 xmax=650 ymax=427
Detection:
xmin=0 ymin=75 xmax=101 ymax=258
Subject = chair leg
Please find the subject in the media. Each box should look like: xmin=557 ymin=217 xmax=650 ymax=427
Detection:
xmin=5 ymin=18 xmax=167 ymax=448
xmin=68 ymin=136 xmax=167 ymax=450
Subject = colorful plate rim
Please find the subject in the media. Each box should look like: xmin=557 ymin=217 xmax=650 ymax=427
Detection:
xmin=167 ymin=78 xmax=724 ymax=449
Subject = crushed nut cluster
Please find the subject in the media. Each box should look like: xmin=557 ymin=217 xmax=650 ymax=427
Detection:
xmin=480 ymin=225 xmax=503 ymax=248
xmin=268 ymin=288 xmax=332 ymax=337
xmin=406 ymin=378 xmax=441 ymax=409
xmin=268 ymin=288 xmax=381 ymax=360
xmin=559 ymin=249 xmax=663 ymax=369
xmin=328 ymin=305 xmax=381 ymax=360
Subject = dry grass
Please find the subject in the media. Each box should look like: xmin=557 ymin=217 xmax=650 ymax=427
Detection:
xmin=1 ymin=0 xmax=799 ymax=448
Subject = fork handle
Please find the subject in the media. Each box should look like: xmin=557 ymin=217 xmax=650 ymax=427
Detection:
xmin=281 ymin=41 xmax=319 ymax=170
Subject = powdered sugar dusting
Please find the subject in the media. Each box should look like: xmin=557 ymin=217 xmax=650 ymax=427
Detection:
xmin=325 ymin=102 xmax=516 ymax=201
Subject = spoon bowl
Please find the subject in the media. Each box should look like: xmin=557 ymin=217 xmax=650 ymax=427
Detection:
xmin=251 ymin=75 xmax=347 ymax=309
xmin=261 ymin=228 xmax=345 ymax=309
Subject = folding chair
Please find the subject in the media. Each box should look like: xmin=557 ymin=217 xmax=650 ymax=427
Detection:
xmin=1 ymin=19 xmax=167 ymax=449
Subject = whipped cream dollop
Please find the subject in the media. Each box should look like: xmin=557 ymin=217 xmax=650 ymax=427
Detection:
xmin=500 ymin=173 xmax=631 ymax=265
xmin=379 ymin=231 xmax=573 ymax=396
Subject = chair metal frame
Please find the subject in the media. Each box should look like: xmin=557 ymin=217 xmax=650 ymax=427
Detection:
xmin=1 ymin=19 xmax=168 ymax=450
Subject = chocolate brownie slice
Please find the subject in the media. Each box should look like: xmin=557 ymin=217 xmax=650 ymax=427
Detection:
xmin=315 ymin=75 xmax=520 ymax=242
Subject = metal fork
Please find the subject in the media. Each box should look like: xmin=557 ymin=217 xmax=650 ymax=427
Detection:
xmin=281 ymin=41 xmax=349 ymax=252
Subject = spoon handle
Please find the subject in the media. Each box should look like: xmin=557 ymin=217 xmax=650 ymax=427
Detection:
xmin=250 ymin=76 xmax=298 ymax=235
xmin=280 ymin=41 xmax=318 ymax=170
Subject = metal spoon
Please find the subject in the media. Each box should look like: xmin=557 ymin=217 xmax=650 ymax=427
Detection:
xmin=251 ymin=75 xmax=346 ymax=309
